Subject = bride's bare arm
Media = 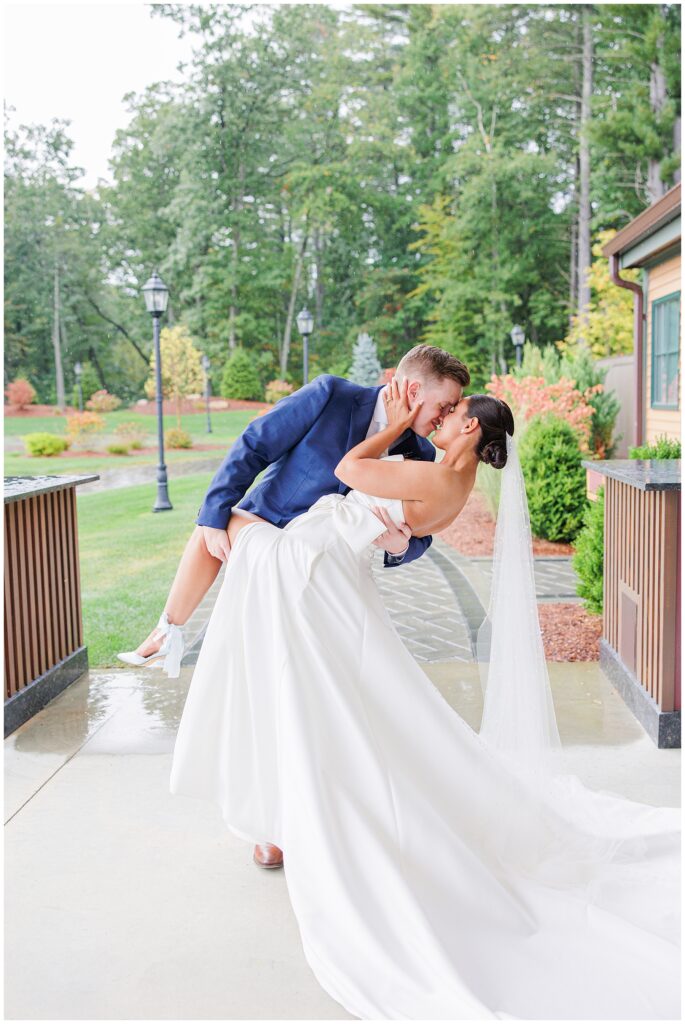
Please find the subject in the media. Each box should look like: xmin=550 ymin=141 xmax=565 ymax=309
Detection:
xmin=335 ymin=377 xmax=441 ymax=503
xmin=336 ymin=448 xmax=440 ymax=502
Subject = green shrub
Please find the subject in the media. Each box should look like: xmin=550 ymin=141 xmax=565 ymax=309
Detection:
xmin=629 ymin=435 xmax=681 ymax=460
xmin=573 ymin=486 xmax=605 ymax=614
xmin=220 ymin=348 xmax=263 ymax=401
xmin=24 ymin=432 xmax=70 ymax=457
xmin=519 ymin=415 xmax=588 ymax=542
xmin=106 ymin=442 xmax=130 ymax=455
xmin=130 ymin=440 xmax=143 ymax=450
xmin=165 ymin=427 xmax=192 ymax=449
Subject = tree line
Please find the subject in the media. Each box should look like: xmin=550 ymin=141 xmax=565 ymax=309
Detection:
xmin=4 ymin=2 xmax=680 ymax=404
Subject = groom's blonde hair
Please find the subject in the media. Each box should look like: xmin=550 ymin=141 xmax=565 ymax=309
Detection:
xmin=396 ymin=344 xmax=470 ymax=388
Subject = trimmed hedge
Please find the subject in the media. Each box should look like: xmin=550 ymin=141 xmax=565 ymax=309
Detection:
xmin=518 ymin=416 xmax=587 ymax=543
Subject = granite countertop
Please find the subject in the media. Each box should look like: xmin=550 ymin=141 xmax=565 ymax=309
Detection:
xmin=4 ymin=474 xmax=101 ymax=503
xmin=582 ymin=459 xmax=681 ymax=491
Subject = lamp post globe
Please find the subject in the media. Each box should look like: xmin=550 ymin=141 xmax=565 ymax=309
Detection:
xmin=142 ymin=271 xmax=169 ymax=316
xmin=296 ymin=306 xmax=314 ymax=386
xmin=142 ymin=270 xmax=172 ymax=512
xmin=510 ymin=324 xmax=525 ymax=368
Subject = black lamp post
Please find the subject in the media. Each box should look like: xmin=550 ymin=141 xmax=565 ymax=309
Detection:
xmin=510 ymin=324 xmax=525 ymax=368
xmin=296 ymin=306 xmax=314 ymax=386
xmin=74 ymin=361 xmax=83 ymax=412
xmin=142 ymin=271 xmax=172 ymax=512
xmin=202 ymin=354 xmax=212 ymax=433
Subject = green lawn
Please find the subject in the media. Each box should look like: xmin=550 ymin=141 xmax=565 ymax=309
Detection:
xmin=4 ymin=409 xmax=256 ymax=477
xmin=4 ymin=408 xmax=258 ymax=438
xmin=77 ymin=472 xmax=216 ymax=668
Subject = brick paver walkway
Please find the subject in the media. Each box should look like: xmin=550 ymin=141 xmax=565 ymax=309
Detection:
xmin=182 ymin=537 xmax=581 ymax=670
xmin=370 ymin=548 xmax=472 ymax=662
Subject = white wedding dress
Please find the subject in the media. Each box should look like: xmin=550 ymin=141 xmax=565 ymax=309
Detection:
xmin=169 ymin=456 xmax=680 ymax=1020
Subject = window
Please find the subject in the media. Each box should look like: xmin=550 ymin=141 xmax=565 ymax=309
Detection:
xmin=651 ymin=291 xmax=680 ymax=409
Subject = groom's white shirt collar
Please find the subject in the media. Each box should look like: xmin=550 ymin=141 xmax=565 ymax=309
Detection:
xmin=367 ymin=385 xmax=389 ymax=434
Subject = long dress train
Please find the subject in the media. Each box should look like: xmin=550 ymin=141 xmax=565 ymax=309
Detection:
xmin=169 ymin=466 xmax=680 ymax=1020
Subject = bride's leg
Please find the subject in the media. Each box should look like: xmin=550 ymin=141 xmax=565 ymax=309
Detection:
xmin=132 ymin=525 xmax=224 ymax=657
xmin=133 ymin=513 xmax=270 ymax=657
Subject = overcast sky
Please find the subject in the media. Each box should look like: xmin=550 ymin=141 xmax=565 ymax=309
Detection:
xmin=3 ymin=1 xmax=197 ymax=189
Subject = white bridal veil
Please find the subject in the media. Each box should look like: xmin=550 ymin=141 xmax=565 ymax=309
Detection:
xmin=477 ymin=432 xmax=564 ymax=779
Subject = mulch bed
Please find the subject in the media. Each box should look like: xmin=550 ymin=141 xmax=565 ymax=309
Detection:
xmin=129 ymin=398 xmax=270 ymax=415
xmin=4 ymin=403 xmax=77 ymax=417
xmin=537 ymin=604 xmax=602 ymax=662
xmin=438 ymin=490 xmax=574 ymax=557
xmin=4 ymin=398 xmax=270 ymax=417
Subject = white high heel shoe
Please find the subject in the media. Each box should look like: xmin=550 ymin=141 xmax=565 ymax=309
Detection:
xmin=117 ymin=611 xmax=185 ymax=678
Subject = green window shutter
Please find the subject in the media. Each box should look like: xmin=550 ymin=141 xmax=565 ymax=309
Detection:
xmin=651 ymin=291 xmax=680 ymax=410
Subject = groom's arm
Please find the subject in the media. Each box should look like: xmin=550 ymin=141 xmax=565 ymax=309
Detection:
xmin=196 ymin=375 xmax=336 ymax=529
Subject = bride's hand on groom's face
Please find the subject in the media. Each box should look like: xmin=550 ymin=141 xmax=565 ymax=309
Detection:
xmin=383 ymin=376 xmax=423 ymax=431
xmin=371 ymin=506 xmax=412 ymax=555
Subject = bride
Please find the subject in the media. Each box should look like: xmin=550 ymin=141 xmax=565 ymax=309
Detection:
xmin=169 ymin=378 xmax=680 ymax=1020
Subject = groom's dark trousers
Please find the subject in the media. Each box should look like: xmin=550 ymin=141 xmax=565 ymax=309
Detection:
xmin=195 ymin=373 xmax=435 ymax=568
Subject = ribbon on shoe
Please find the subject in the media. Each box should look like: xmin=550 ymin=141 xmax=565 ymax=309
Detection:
xmin=156 ymin=611 xmax=185 ymax=678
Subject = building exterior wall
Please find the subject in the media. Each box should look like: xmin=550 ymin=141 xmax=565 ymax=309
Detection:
xmin=644 ymin=253 xmax=681 ymax=443
xmin=595 ymin=354 xmax=634 ymax=457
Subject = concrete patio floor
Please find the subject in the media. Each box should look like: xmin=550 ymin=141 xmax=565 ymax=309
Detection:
xmin=4 ymin=660 xmax=681 ymax=1020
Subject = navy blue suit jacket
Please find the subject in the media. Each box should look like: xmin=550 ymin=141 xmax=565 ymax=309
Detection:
xmin=196 ymin=374 xmax=436 ymax=568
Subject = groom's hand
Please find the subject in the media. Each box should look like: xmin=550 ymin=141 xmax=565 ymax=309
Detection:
xmin=371 ymin=506 xmax=411 ymax=556
xmin=202 ymin=525 xmax=232 ymax=562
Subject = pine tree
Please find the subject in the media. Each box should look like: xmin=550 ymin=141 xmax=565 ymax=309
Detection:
xmin=220 ymin=347 xmax=263 ymax=401
xmin=348 ymin=333 xmax=382 ymax=386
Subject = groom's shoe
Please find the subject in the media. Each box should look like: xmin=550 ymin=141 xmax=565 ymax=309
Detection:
xmin=253 ymin=842 xmax=284 ymax=869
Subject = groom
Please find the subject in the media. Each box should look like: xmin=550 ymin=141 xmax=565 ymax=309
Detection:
xmin=197 ymin=343 xmax=469 ymax=571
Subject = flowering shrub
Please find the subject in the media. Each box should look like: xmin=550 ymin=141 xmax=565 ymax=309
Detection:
xmin=66 ymin=411 xmax=105 ymax=449
xmin=86 ymin=389 xmax=122 ymax=412
xmin=5 ymin=378 xmax=37 ymax=409
xmin=485 ymin=374 xmax=599 ymax=452
xmin=265 ymin=379 xmax=294 ymax=404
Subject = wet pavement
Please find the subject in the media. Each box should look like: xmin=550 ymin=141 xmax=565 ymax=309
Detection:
xmin=4 ymin=535 xmax=680 ymax=1020
xmin=5 ymin=656 xmax=680 ymax=1020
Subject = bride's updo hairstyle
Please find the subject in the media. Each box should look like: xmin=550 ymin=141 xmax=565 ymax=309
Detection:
xmin=466 ymin=394 xmax=515 ymax=470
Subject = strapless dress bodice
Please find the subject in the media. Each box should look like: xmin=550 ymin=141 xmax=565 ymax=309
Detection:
xmin=294 ymin=455 xmax=406 ymax=556
xmin=344 ymin=454 xmax=405 ymax=528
